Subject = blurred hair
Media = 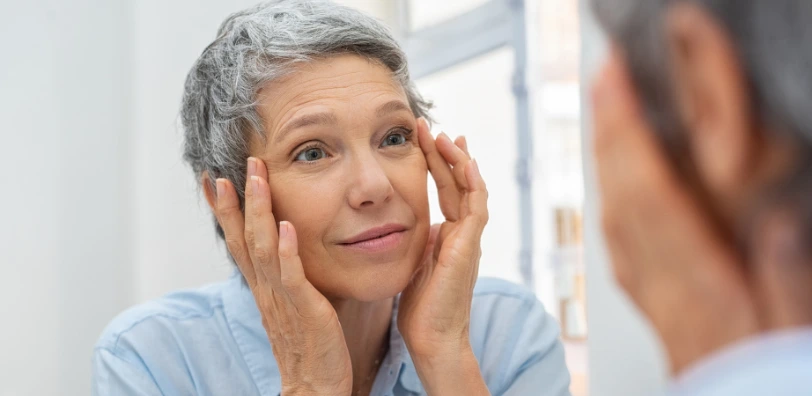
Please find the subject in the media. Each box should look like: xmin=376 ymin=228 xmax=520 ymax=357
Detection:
xmin=592 ymin=0 xmax=812 ymax=253
xmin=180 ymin=0 xmax=432 ymax=241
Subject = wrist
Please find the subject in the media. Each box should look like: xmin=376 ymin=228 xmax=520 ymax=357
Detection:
xmin=410 ymin=342 xmax=489 ymax=396
xmin=281 ymin=378 xmax=352 ymax=396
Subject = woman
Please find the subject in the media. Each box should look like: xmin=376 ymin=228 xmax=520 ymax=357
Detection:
xmin=92 ymin=1 xmax=570 ymax=395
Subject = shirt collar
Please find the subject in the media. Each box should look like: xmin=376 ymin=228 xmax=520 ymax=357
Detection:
xmin=672 ymin=327 xmax=812 ymax=392
xmin=388 ymin=293 xmax=423 ymax=394
xmin=222 ymin=270 xmax=425 ymax=395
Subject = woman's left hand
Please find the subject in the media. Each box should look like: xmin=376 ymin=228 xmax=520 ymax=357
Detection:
xmin=397 ymin=118 xmax=490 ymax=395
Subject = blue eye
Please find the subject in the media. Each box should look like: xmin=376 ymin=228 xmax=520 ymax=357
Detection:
xmin=295 ymin=147 xmax=326 ymax=162
xmin=382 ymin=131 xmax=408 ymax=147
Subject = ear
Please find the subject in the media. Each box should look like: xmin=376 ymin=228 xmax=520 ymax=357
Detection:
xmin=201 ymin=171 xmax=217 ymax=212
xmin=665 ymin=2 xmax=756 ymax=204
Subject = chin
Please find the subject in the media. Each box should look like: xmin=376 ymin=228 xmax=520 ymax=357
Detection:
xmin=314 ymin=258 xmax=419 ymax=302
xmin=351 ymin=259 xmax=419 ymax=302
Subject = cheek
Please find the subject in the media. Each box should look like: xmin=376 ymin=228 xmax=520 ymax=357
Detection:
xmin=269 ymin=174 xmax=340 ymax=249
xmin=389 ymin=156 xmax=430 ymax=219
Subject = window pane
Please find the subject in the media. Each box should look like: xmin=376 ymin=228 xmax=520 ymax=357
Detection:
xmin=408 ymin=0 xmax=490 ymax=31
xmin=415 ymin=48 xmax=521 ymax=284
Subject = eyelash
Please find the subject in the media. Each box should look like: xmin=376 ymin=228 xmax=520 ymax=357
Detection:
xmin=382 ymin=127 xmax=414 ymax=147
xmin=293 ymin=142 xmax=327 ymax=164
xmin=291 ymin=126 xmax=414 ymax=164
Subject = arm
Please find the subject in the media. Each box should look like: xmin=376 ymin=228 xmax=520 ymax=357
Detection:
xmin=412 ymin=346 xmax=489 ymax=396
xmin=92 ymin=348 xmax=161 ymax=396
xmin=397 ymin=119 xmax=490 ymax=395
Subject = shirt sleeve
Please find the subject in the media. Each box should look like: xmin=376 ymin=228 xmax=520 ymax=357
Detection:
xmin=494 ymin=296 xmax=572 ymax=396
xmin=92 ymin=347 xmax=162 ymax=396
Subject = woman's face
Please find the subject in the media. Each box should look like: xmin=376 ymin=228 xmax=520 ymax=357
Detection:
xmin=252 ymin=55 xmax=430 ymax=302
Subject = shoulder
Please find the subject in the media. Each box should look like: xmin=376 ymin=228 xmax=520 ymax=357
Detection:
xmin=473 ymin=277 xmax=537 ymax=300
xmin=94 ymin=277 xmax=234 ymax=353
xmin=470 ymin=276 xmax=556 ymax=327
xmin=471 ymin=277 xmax=547 ymax=321
xmin=469 ymin=278 xmax=570 ymax=395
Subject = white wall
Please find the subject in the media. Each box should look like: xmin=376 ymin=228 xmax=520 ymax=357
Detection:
xmin=0 ymin=1 xmax=133 ymax=395
xmin=578 ymin=0 xmax=669 ymax=394
xmin=0 ymin=1 xmax=672 ymax=394
xmin=0 ymin=2 xmax=395 ymax=395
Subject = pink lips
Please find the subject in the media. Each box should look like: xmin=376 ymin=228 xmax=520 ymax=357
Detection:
xmin=339 ymin=224 xmax=407 ymax=253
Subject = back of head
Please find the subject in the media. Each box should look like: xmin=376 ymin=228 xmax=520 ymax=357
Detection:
xmin=593 ymin=0 xmax=812 ymax=258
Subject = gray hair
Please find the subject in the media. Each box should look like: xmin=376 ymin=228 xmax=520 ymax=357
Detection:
xmin=181 ymin=0 xmax=432 ymax=241
xmin=592 ymin=0 xmax=812 ymax=252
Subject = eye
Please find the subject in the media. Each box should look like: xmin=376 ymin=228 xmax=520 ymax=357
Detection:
xmin=381 ymin=129 xmax=410 ymax=147
xmin=294 ymin=146 xmax=327 ymax=162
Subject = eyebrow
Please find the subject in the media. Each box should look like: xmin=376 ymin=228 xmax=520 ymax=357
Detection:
xmin=273 ymin=111 xmax=338 ymax=144
xmin=375 ymin=99 xmax=412 ymax=118
xmin=272 ymin=100 xmax=413 ymax=145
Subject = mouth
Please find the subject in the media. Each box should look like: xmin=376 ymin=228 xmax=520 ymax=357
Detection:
xmin=339 ymin=224 xmax=408 ymax=253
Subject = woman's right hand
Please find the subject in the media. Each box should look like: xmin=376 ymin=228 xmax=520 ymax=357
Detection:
xmin=214 ymin=157 xmax=352 ymax=396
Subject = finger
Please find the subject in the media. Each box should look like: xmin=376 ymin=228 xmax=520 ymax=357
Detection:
xmin=215 ymin=178 xmax=258 ymax=289
xmin=436 ymin=132 xmax=471 ymax=191
xmin=250 ymin=156 xmax=270 ymax=182
xmin=277 ymin=221 xmax=326 ymax=314
xmin=436 ymin=160 xmax=489 ymax=273
xmin=463 ymin=160 xmax=489 ymax=237
xmin=454 ymin=135 xmax=470 ymax=158
xmin=420 ymin=223 xmax=441 ymax=265
xmin=246 ymin=174 xmax=282 ymax=289
xmin=417 ymin=118 xmax=461 ymax=221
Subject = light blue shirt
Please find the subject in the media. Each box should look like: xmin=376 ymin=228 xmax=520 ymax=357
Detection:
xmin=668 ymin=328 xmax=812 ymax=395
xmin=92 ymin=273 xmax=571 ymax=395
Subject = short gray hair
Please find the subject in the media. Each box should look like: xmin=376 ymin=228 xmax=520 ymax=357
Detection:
xmin=181 ymin=0 xmax=432 ymax=241
xmin=593 ymin=0 xmax=812 ymax=252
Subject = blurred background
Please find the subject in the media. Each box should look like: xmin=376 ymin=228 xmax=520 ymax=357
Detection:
xmin=0 ymin=0 xmax=666 ymax=395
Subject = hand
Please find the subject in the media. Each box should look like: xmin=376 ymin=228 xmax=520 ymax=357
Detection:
xmin=214 ymin=157 xmax=352 ymax=395
xmin=397 ymin=118 xmax=490 ymax=395
xmin=592 ymin=51 xmax=759 ymax=374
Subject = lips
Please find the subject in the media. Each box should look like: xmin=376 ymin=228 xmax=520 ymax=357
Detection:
xmin=340 ymin=224 xmax=408 ymax=245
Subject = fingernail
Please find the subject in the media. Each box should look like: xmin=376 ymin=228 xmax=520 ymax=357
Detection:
xmin=279 ymin=221 xmax=288 ymax=238
xmin=215 ymin=179 xmax=225 ymax=199
xmin=251 ymin=175 xmax=260 ymax=195
xmin=247 ymin=157 xmax=257 ymax=177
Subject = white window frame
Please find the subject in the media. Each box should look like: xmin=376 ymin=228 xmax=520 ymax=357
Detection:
xmin=396 ymin=0 xmax=536 ymax=288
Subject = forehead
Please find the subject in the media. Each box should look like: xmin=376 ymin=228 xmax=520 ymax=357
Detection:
xmin=257 ymin=55 xmax=406 ymax=123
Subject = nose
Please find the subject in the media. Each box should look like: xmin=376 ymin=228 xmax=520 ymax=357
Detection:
xmin=347 ymin=153 xmax=394 ymax=209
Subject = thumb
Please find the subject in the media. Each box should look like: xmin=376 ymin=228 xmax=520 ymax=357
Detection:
xmin=277 ymin=221 xmax=322 ymax=309
xmin=421 ymin=224 xmax=441 ymax=264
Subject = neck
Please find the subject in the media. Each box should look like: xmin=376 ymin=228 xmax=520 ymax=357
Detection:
xmin=329 ymin=296 xmax=393 ymax=395
xmin=751 ymin=212 xmax=812 ymax=329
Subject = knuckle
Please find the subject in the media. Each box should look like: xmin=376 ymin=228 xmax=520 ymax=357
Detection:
xmin=244 ymin=228 xmax=257 ymax=247
xmin=218 ymin=204 xmax=242 ymax=218
xmin=280 ymin=272 xmax=301 ymax=290
xmin=225 ymin=237 xmax=249 ymax=262
xmin=253 ymin=243 xmax=274 ymax=264
xmin=277 ymin=244 xmax=293 ymax=260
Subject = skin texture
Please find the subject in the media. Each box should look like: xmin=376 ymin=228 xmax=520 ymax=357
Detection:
xmin=203 ymin=55 xmax=490 ymax=395
xmin=593 ymin=2 xmax=809 ymax=376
